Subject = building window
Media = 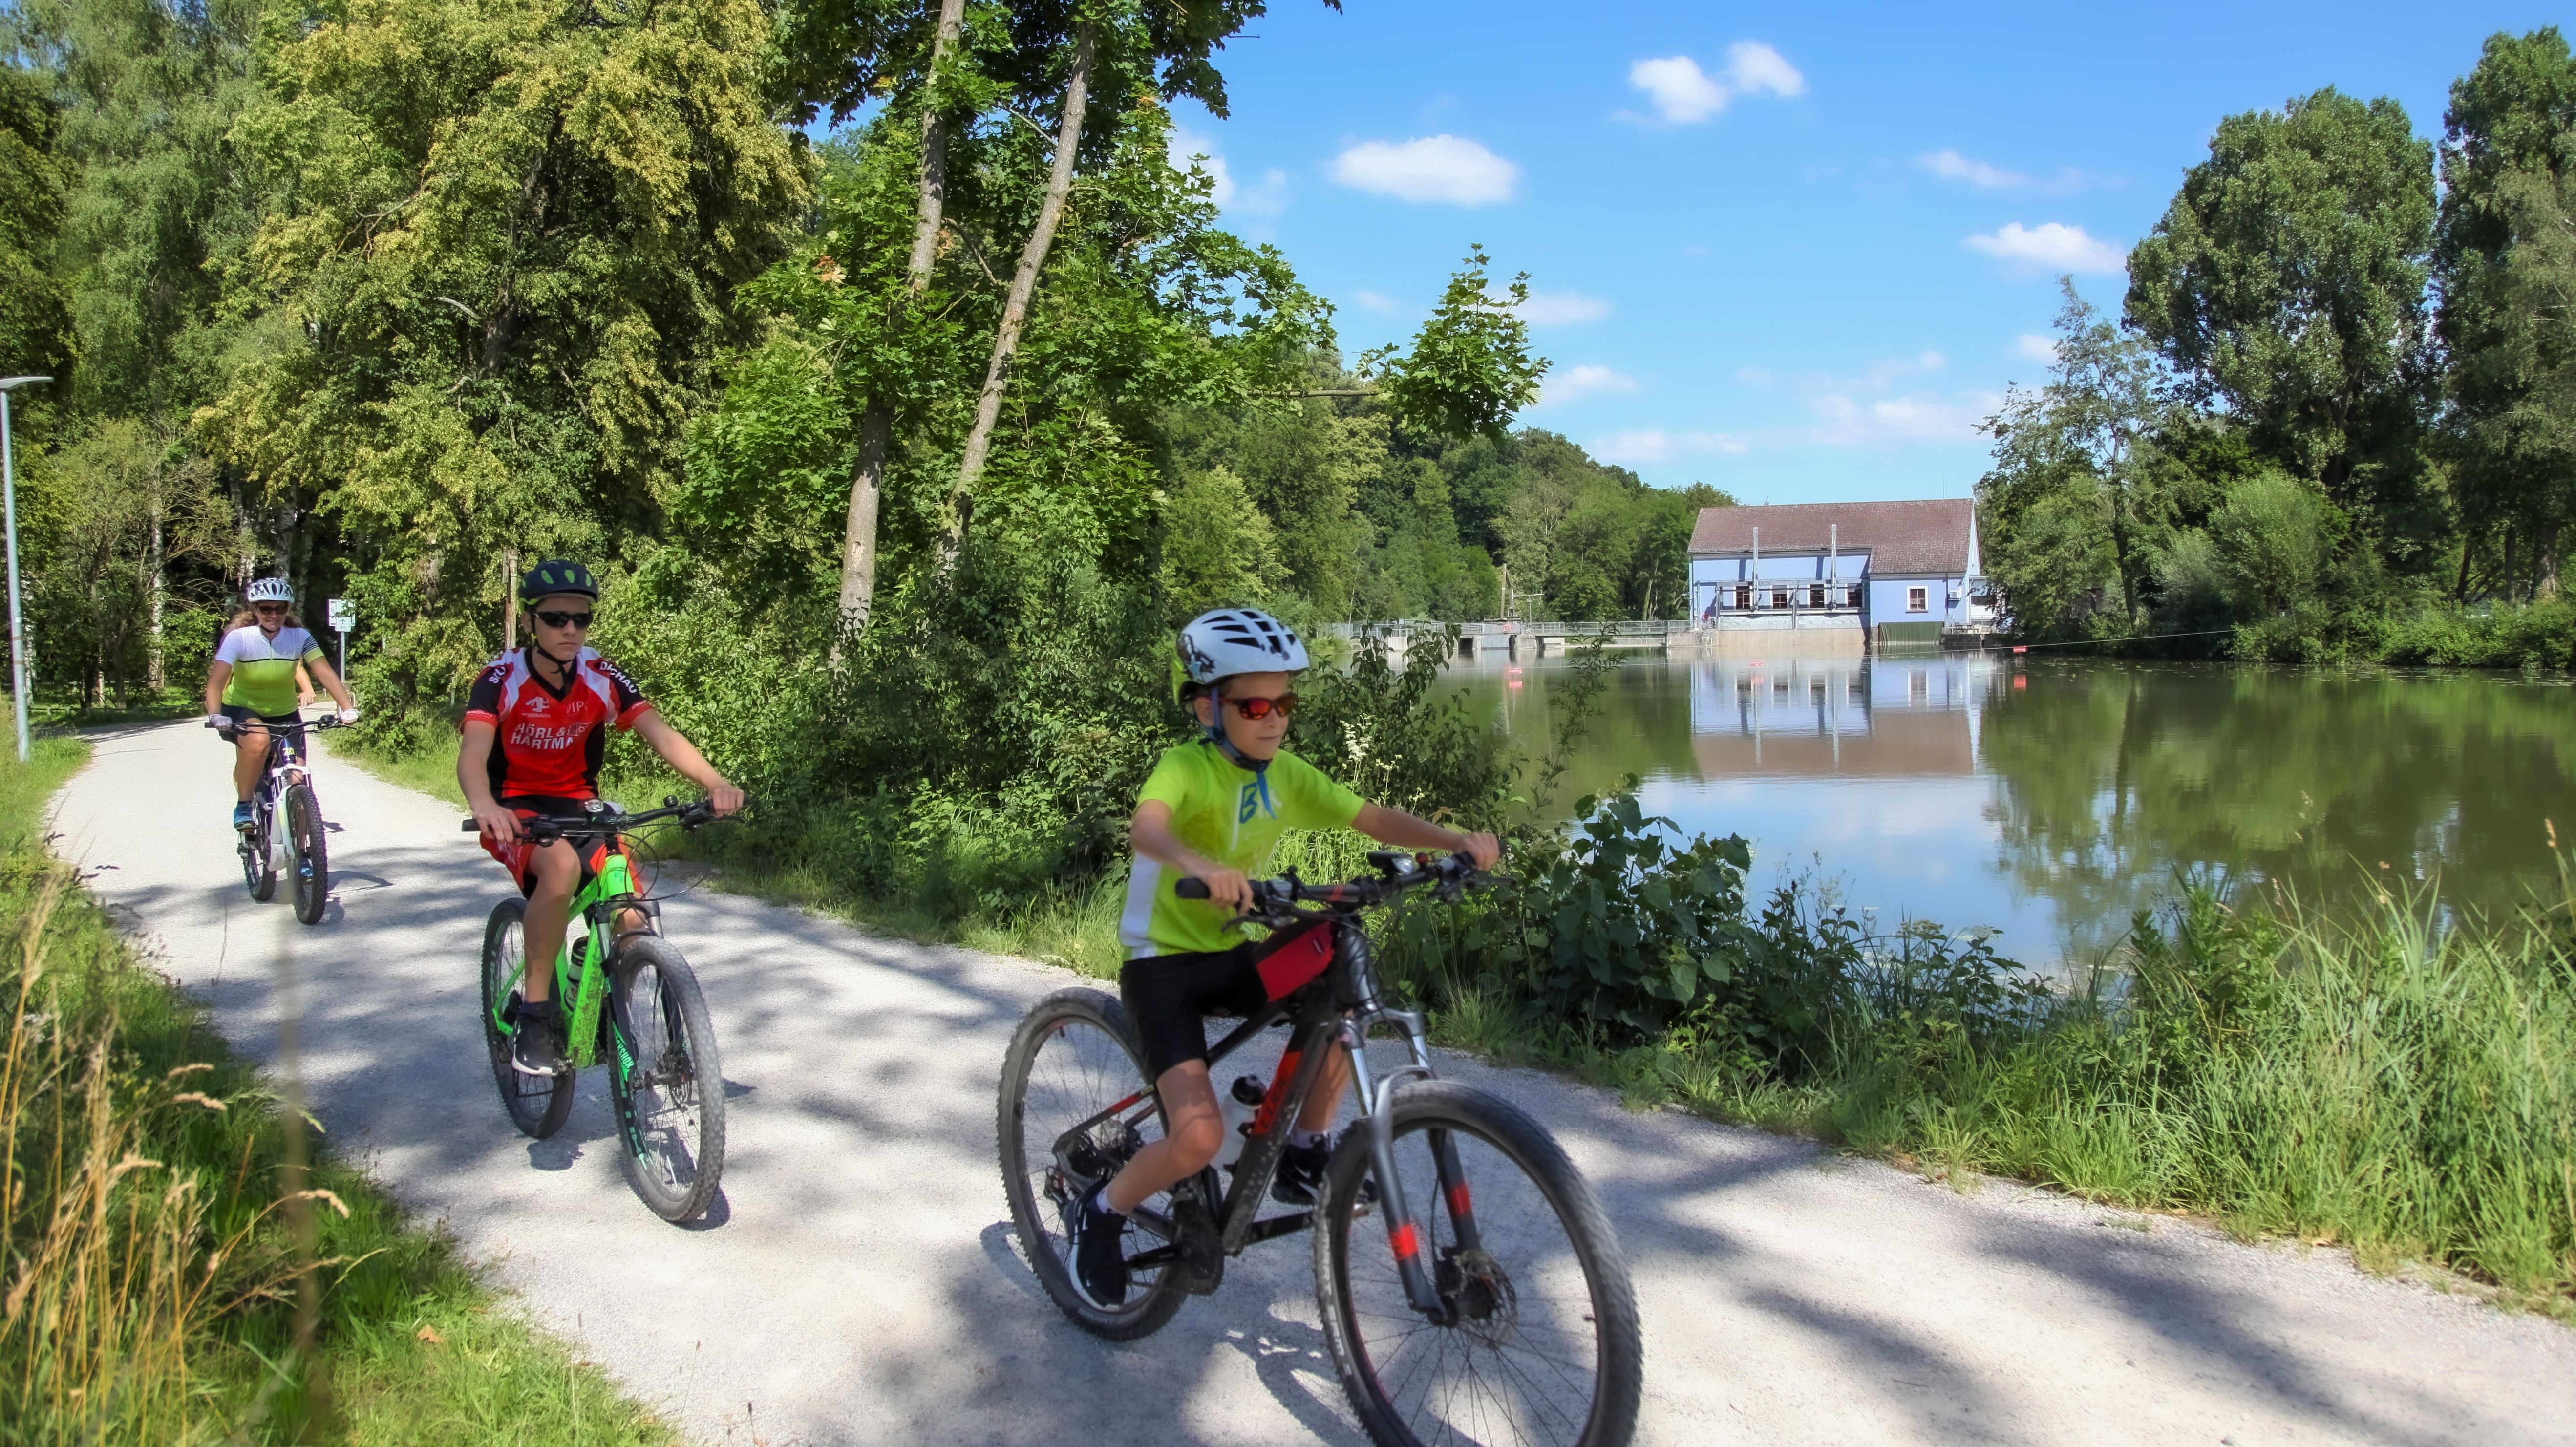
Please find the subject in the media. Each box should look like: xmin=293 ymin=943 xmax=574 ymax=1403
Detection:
xmin=1906 ymin=586 xmax=1929 ymax=613
xmin=1733 ymin=584 xmax=1751 ymax=610
xmin=1845 ymin=585 xmax=1864 ymax=609
xmin=1771 ymin=587 xmax=1790 ymax=610
xmin=1809 ymin=583 xmax=1827 ymax=608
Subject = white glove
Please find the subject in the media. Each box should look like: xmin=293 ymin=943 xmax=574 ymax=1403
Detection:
xmin=209 ymin=714 xmax=234 ymax=733
xmin=337 ymin=708 xmax=361 ymax=725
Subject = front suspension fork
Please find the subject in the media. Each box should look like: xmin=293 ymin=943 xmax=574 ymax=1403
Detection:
xmin=1343 ymin=1012 xmax=1480 ymax=1319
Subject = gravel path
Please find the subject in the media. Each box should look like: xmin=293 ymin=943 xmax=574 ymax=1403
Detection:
xmin=50 ymin=718 xmax=2576 ymax=1447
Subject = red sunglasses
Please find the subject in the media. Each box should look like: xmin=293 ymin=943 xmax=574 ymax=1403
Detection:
xmin=1219 ymin=692 xmax=1298 ymax=721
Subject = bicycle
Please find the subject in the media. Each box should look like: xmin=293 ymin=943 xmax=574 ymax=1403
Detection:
xmin=461 ymin=797 xmax=735 ymax=1223
xmin=208 ymin=713 xmax=348 ymax=926
xmin=997 ymin=851 xmax=1643 ymax=1447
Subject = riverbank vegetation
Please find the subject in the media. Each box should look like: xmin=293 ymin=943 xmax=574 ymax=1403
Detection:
xmin=1982 ymin=28 xmax=2576 ymax=669
xmin=0 ymin=740 xmax=671 ymax=1443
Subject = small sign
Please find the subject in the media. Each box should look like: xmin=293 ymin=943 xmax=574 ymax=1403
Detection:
xmin=327 ymin=598 xmax=354 ymax=631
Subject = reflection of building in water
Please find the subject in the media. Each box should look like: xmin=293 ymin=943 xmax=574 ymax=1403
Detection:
xmin=1686 ymin=655 xmax=1998 ymax=777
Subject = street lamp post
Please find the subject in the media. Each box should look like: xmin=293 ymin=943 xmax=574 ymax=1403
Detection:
xmin=0 ymin=377 xmax=53 ymax=763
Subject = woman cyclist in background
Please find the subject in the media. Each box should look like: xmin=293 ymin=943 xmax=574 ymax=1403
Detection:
xmin=205 ymin=578 xmax=358 ymax=830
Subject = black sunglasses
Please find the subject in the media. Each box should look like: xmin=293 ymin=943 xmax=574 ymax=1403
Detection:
xmin=533 ymin=609 xmax=594 ymax=630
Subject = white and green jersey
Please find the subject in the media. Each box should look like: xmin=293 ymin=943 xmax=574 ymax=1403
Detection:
xmin=216 ymin=624 xmax=323 ymax=716
xmin=1120 ymin=741 xmax=1364 ymax=958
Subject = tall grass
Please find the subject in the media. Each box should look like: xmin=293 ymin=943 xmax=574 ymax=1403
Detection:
xmin=0 ymin=738 xmax=677 ymax=1445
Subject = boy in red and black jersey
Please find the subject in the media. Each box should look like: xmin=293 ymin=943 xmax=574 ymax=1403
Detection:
xmin=460 ymin=560 xmax=744 ymax=1076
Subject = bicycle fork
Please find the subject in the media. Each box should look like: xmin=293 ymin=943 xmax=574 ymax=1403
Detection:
xmin=1341 ymin=1008 xmax=1485 ymax=1322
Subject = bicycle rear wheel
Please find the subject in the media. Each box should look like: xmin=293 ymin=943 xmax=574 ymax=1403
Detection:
xmin=1317 ymin=1081 xmax=1642 ymax=1447
xmin=478 ymin=897 xmax=571 ymax=1139
xmin=608 ymin=936 xmax=725 ymax=1222
xmin=284 ymin=783 xmax=328 ymax=925
xmin=996 ymin=988 xmax=1188 ymax=1340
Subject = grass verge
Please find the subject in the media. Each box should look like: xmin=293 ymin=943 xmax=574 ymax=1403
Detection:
xmin=2 ymin=737 xmax=676 ymax=1445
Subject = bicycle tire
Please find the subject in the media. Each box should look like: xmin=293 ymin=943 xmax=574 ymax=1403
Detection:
xmin=478 ymin=897 xmax=572 ymax=1140
xmin=285 ymin=783 xmax=329 ymax=925
xmin=608 ymin=936 xmax=726 ymax=1223
xmin=246 ymin=798 xmax=278 ymax=902
xmin=996 ymin=988 xmax=1188 ymax=1340
xmin=1316 ymin=1081 xmax=1642 ymax=1447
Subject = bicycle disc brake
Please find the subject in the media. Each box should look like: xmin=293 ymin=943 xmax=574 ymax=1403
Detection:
xmin=1434 ymin=1246 xmax=1519 ymax=1347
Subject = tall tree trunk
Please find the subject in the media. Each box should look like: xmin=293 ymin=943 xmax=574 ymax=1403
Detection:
xmin=2537 ymin=522 xmax=2561 ymax=601
xmin=834 ymin=0 xmax=967 ymax=642
xmin=147 ymin=498 xmax=164 ymax=691
xmin=2503 ymin=524 xmax=2519 ymax=605
xmin=945 ymin=22 xmax=1096 ymax=558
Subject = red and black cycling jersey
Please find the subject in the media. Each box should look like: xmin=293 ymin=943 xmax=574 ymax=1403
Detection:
xmin=462 ymin=647 xmax=653 ymax=804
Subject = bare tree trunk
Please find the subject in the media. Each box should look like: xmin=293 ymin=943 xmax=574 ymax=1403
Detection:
xmin=2537 ymin=522 xmax=2562 ymax=602
xmin=2503 ymin=525 xmax=2519 ymax=605
xmin=833 ymin=0 xmax=967 ymax=643
xmin=147 ymin=498 xmax=165 ymax=691
xmin=944 ymin=22 xmax=1096 ymax=558
xmin=502 ymin=546 xmax=519 ymax=651
xmin=2454 ymin=525 xmax=2476 ymax=605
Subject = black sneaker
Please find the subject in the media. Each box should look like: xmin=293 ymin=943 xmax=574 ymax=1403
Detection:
xmin=1275 ymin=1133 xmax=1378 ymax=1208
xmin=511 ymin=999 xmax=565 ymax=1076
xmin=1072 ymin=1187 xmax=1129 ymax=1308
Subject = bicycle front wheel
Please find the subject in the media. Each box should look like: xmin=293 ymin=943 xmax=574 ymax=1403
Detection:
xmin=1317 ymin=1081 xmax=1642 ymax=1447
xmin=245 ymin=800 xmax=277 ymax=902
xmin=479 ymin=898 xmax=571 ymax=1140
xmin=608 ymin=936 xmax=726 ymax=1223
xmin=284 ymin=783 xmax=329 ymax=925
xmin=996 ymin=988 xmax=1188 ymax=1340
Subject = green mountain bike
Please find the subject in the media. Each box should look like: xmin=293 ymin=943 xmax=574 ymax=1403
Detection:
xmin=463 ymin=797 xmax=733 ymax=1223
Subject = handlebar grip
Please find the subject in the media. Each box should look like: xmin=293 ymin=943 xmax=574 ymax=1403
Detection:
xmin=461 ymin=818 xmax=479 ymax=832
xmin=1174 ymin=878 xmax=1212 ymax=900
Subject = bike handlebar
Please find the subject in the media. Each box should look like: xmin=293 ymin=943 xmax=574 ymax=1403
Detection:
xmin=1173 ymin=850 xmax=1488 ymax=917
xmin=458 ymin=795 xmax=740 ymax=842
xmin=206 ymin=714 xmax=354 ymax=733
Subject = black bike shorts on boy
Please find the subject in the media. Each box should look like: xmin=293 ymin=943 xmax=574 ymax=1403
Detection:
xmin=1119 ymin=923 xmax=1337 ymax=1082
xmin=218 ymin=703 xmax=302 ymax=733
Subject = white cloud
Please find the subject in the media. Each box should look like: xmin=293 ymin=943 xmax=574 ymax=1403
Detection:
xmin=1352 ymin=290 xmax=1401 ymax=314
xmin=1589 ymin=429 xmax=1747 ymax=466
xmin=1511 ymin=289 xmax=1611 ymax=325
xmin=1722 ymin=42 xmax=1805 ymax=100
xmin=1627 ymin=42 xmax=1804 ymax=124
xmin=1169 ymin=128 xmax=1235 ymax=206
xmin=1801 ymin=392 xmax=1988 ymax=447
xmin=2013 ymin=334 xmax=2060 ymax=365
xmin=1920 ymin=149 xmax=2028 ymax=189
xmin=1965 ymin=221 xmax=2126 ymax=274
xmin=1330 ymin=135 xmax=1519 ymax=205
xmin=1237 ymin=168 xmax=1290 ymax=215
xmin=1630 ymin=56 xmax=1728 ymax=123
xmin=1539 ymin=365 xmax=1639 ymax=406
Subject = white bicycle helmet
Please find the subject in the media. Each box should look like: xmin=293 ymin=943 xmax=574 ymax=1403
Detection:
xmin=1175 ymin=608 xmax=1309 ymax=692
xmin=245 ymin=577 xmax=294 ymax=604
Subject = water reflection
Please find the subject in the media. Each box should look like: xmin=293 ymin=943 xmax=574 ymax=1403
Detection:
xmin=1439 ymin=650 xmax=2576 ymax=963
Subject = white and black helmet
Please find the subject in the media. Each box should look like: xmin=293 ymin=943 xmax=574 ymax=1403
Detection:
xmin=1175 ymin=608 xmax=1309 ymax=691
xmin=245 ymin=577 xmax=294 ymax=604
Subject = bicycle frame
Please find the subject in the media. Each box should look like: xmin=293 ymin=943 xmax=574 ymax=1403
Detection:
xmin=1083 ymin=912 xmax=1481 ymax=1321
xmin=542 ymin=845 xmax=654 ymax=1074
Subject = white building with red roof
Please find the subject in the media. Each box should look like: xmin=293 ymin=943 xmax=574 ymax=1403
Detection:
xmin=1686 ymin=499 xmax=1995 ymax=649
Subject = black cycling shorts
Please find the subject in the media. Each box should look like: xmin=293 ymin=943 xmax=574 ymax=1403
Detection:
xmin=218 ymin=703 xmax=302 ymax=732
xmin=1119 ymin=923 xmax=1338 ymax=1083
xmin=1120 ymin=945 xmax=1271 ymax=1084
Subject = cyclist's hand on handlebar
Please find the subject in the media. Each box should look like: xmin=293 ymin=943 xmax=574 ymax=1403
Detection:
xmin=206 ymin=714 xmax=234 ymax=734
xmin=705 ymin=782 xmax=745 ymax=818
xmin=337 ymin=707 xmax=361 ymax=725
xmin=1188 ymin=867 xmax=1255 ymax=914
xmin=470 ymin=802 xmax=525 ymax=843
xmin=1457 ymin=831 xmax=1502 ymax=871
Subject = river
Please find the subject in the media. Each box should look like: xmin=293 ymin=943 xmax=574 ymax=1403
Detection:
xmin=1446 ymin=649 xmax=2576 ymax=964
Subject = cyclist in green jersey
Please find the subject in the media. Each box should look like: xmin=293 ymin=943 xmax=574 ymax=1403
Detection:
xmin=205 ymin=578 xmax=357 ymax=830
xmin=1070 ymin=607 xmax=1501 ymax=1308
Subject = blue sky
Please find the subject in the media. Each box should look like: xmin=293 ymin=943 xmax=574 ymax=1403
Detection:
xmin=1163 ymin=1 xmax=2565 ymax=503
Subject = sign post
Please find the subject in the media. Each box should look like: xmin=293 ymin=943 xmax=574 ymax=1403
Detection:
xmin=326 ymin=598 xmax=354 ymax=679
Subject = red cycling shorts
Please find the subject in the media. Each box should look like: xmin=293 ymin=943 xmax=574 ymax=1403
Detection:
xmin=481 ymin=798 xmax=640 ymax=898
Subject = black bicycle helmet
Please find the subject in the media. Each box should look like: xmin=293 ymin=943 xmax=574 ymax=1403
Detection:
xmin=517 ymin=559 xmax=599 ymax=603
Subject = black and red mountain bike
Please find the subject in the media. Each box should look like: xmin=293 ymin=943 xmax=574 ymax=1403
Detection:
xmin=998 ymin=851 xmax=1642 ymax=1447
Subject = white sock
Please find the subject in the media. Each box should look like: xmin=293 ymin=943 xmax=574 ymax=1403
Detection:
xmin=1091 ymin=1184 xmax=1124 ymax=1218
xmin=1291 ymin=1128 xmax=1327 ymax=1150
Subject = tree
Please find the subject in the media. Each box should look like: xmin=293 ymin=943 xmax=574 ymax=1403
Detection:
xmin=2436 ymin=27 xmax=2576 ymax=601
xmin=1157 ymin=464 xmax=1285 ymax=621
xmin=0 ymin=63 xmax=74 ymax=410
xmin=1978 ymin=280 xmax=2176 ymax=632
xmin=1366 ymin=245 xmax=1548 ymax=444
xmin=195 ymin=0 xmax=811 ymax=719
xmin=2127 ymin=88 xmax=2437 ymax=510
